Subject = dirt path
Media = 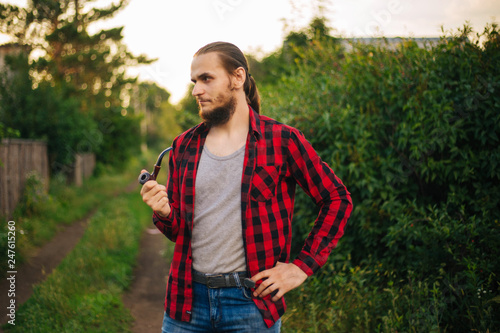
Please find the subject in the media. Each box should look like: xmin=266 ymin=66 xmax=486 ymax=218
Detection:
xmin=0 ymin=180 xmax=170 ymax=332
xmin=0 ymin=181 xmax=140 ymax=329
xmin=123 ymin=227 xmax=169 ymax=333
xmin=0 ymin=208 xmax=95 ymax=327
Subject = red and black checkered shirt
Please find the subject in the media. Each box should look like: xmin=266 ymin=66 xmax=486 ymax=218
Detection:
xmin=153 ymin=106 xmax=352 ymax=328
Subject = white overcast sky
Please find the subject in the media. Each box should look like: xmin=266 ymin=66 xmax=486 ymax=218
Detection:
xmin=1 ymin=0 xmax=498 ymax=103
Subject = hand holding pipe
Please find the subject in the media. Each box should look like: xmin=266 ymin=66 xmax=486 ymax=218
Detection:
xmin=138 ymin=147 xmax=173 ymax=185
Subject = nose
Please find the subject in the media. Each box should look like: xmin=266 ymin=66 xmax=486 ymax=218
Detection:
xmin=192 ymin=83 xmax=203 ymax=97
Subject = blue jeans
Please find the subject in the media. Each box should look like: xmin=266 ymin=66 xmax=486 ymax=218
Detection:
xmin=162 ymin=281 xmax=281 ymax=332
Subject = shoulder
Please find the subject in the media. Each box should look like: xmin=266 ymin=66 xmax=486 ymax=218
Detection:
xmin=257 ymin=114 xmax=304 ymax=141
xmin=170 ymin=123 xmax=206 ymax=156
xmin=172 ymin=123 xmax=204 ymax=145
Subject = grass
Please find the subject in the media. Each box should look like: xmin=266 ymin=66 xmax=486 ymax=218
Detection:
xmin=0 ymin=157 xmax=147 ymax=277
xmin=2 ymin=189 xmax=152 ymax=332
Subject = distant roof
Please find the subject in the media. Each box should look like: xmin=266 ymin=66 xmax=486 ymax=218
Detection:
xmin=341 ymin=37 xmax=442 ymax=50
xmin=0 ymin=43 xmax=30 ymax=54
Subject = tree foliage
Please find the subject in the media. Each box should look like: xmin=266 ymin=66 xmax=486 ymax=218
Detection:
xmin=0 ymin=51 xmax=96 ymax=167
xmin=250 ymin=16 xmax=339 ymax=87
xmin=136 ymin=81 xmax=180 ymax=149
xmin=175 ymin=84 xmax=200 ymax=131
xmin=0 ymin=0 xmax=155 ymax=173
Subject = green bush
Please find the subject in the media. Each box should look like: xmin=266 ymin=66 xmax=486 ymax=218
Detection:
xmin=13 ymin=172 xmax=49 ymax=217
xmin=261 ymin=22 xmax=500 ymax=332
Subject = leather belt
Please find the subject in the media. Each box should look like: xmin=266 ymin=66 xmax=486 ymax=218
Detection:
xmin=192 ymin=270 xmax=256 ymax=289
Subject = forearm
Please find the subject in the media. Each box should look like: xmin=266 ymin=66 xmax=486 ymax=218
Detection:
xmin=293 ymin=191 xmax=352 ymax=275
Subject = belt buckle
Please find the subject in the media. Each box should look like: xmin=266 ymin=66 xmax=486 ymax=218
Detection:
xmin=243 ymin=278 xmax=256 ymax=289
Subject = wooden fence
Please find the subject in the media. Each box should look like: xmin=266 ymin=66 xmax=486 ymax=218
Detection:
xmin=0 ymin=140 xmax=97 ymax=218
xmin=0 ymin=139 xmax=50 ymax=218
xmin=71 ymin=153 xmax=96 ymax=187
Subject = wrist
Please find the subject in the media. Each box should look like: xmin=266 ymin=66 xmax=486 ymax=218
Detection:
xmin=154 ymin=209 xmax=170 ymax=219
xmin=292 ymin=258 xmax=315 ymax=277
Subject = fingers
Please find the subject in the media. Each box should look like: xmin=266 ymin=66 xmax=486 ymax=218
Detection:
xmin=251 ymin=265 xmax=282 ymax=301
xmin=140 ymin=179 xmax=163 ymax=196
xmin=150 ymin=194 xmax=170 ymax=216
xmin=251 ymin=262 xmax=308 ymax=302
xmin=253 ymin=275 xmax=282 ymax=302
xmin=139 ymin=173 xmax=171 ymax=217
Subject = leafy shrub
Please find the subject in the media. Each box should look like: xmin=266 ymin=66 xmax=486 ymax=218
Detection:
xmin=14 ymin=171 xmax=49 ymax=217
xmin=261 ymin=22 xmax=500 ymax=332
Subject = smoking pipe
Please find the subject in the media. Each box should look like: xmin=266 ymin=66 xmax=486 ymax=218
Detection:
xmin=138 ymin=147 xmax=173 ymax=185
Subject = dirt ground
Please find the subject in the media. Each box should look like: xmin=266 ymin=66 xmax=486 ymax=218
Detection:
xmin=0 ymin=209 xmax=94 ymax=328
xmin=123 ymin=227 xmax=169 ymax=333
xmin=0 ymin=183 xmax=170 ymax=332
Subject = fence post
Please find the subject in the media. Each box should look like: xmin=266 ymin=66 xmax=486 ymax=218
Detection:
xmin=72 ymin=153 xmax=96 ymax=186
xmin=0 ymin=139 xmax=49 ymax=218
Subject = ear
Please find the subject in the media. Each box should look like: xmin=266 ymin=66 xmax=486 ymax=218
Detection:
xmin=231 ymin=67 xmax=246 ymax=90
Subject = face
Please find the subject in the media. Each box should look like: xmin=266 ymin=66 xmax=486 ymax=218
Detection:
xmin=190 ymin=52 xmax=236 ymax=126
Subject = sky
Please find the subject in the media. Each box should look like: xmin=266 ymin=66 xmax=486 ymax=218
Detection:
xmin=1 ymin=0 xmax=499 ymax=104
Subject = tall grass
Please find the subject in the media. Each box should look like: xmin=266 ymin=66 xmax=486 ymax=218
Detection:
xmin=2 ymin=190 xmax=152 ymax=332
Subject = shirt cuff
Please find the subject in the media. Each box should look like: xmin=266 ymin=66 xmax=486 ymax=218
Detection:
xmin=153 ymin=209 xmax=172 ymax=224
xmin=293 ymin=253 xmax=321 ymax=276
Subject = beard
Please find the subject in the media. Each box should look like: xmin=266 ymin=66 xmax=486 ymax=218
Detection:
xmin=198 ymin=94 xmax=237 ymax=127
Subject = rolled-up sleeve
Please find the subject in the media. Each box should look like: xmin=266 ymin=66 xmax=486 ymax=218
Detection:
xmin=152 ymin=140 xmax=181 ymax=242
xmin=287 ymin=130 xmax=353 ymax=276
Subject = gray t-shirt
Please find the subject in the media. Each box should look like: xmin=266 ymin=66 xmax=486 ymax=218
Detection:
xmin=191 ymin=144 xmax=247 ymax=274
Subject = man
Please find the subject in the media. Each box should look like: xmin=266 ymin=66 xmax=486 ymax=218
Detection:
xmin=140 ymin=41 xmax=352 ymax=332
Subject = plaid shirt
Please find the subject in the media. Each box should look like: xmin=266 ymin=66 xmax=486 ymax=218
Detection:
xmin=153 ymin=106 xmax=352 ymax=328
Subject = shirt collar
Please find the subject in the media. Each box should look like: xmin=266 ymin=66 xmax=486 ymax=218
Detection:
xmin=248 ymin=105 xmax=262 ymax=140
xmin=192 ymin=122 xmax=209 ymax=136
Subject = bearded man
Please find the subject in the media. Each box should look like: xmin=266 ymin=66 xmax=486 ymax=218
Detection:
xmin=140 ymin=41 xmax=352 ymax=332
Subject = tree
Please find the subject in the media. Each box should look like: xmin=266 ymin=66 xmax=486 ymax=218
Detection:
xmin=134 ymin=82 xmax=181 ymax=149
xmin=0 ymin=0 xmax=155 ymax=171
xmin=249 ymin=16 xmax=340 ymax=87
xmin=0 ymin=50 xmax=96 ymax=168
xmin=175 ymin=84 xmax=200 ymax=131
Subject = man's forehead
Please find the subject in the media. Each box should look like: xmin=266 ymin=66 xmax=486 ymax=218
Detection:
xmin=191 ymin=52 xmax=223 ymax=75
